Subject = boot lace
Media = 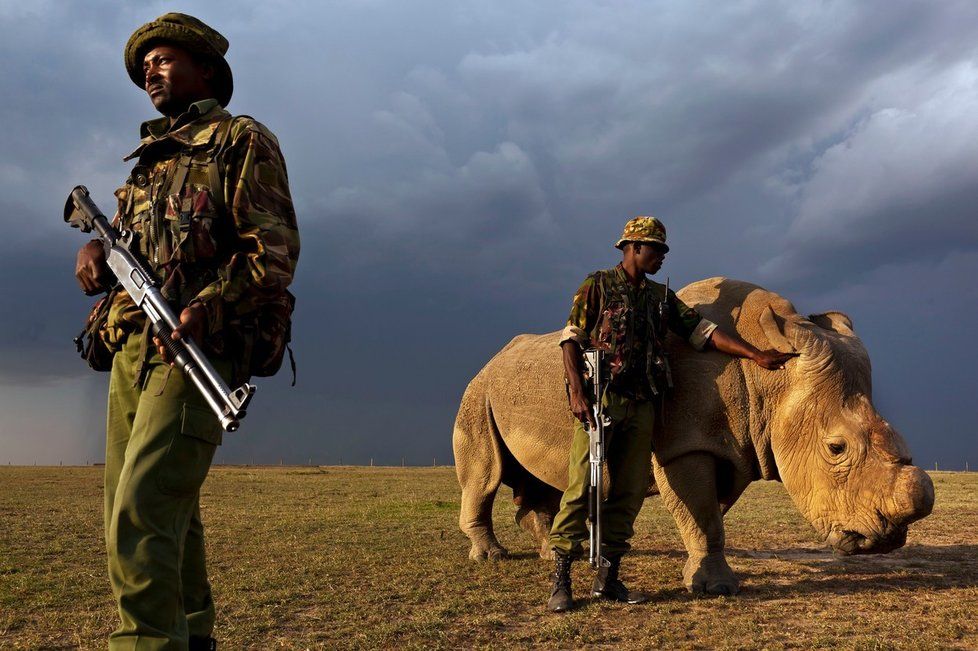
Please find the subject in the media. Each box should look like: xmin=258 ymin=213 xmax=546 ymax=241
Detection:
xmin=553 ymin=555 xmax=572 ymax=589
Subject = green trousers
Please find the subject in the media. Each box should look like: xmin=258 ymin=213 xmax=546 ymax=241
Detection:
xmin=549 ymin=391 xmax=655 ymax=559
xmin=104 ymin=332 xmax=228 ymax=650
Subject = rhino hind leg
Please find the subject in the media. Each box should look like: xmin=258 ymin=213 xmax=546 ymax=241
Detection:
xmin=654 ymin=451 xmax=740 ymax=595
xmin=454 ymin=391 xmax=509 ymax=562
xmin=513 ymin=473 xmax=561 ymax=560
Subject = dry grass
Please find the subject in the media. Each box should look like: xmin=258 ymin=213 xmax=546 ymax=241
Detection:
xmin=1 ymin=467 xmax=975 ymax=650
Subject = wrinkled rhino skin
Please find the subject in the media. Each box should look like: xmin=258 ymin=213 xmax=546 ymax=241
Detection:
xmin=453 ymin=277 xmax=934 ymax=594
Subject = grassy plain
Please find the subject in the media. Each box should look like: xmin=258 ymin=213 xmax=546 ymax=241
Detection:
xmin=0 ymin=466 xmax=975 ymax=650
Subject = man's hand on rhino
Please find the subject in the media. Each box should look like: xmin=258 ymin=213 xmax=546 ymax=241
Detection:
xmin=569 ymin=388 xmax=596 ymax=429
xmin=708 ymin=328 xmax=798 ymax=370
xmin=75 ymin=239 xmax=111 ymax=295
xmin=752 ymin=349 xmax=799 ymax=371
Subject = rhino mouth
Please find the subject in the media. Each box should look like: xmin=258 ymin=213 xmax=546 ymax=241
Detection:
xmin=826 ymin=525 xmax=908 ymax=555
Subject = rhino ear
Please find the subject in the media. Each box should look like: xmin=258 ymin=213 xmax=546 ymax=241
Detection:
xmin=758 ymin=305 xmax=797 ymax=353
xmin=809 ymin=311 xmax=855 ymax=336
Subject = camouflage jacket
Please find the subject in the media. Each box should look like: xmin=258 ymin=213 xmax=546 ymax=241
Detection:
xmin=104 ymin=99 xmax=300 ymax=360
xmin=559 ymin=264 xmax=717 ymax=399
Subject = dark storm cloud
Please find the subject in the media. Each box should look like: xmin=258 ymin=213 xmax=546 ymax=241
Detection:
xmin=0 ymin=243 xmax=83 ymax=384
xmin=1 ymin=1 xmax=975 ymax=466
xmin=762 ymin=68 xmax=978 ymax=285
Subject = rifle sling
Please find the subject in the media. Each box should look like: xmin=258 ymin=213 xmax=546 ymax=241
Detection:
xmin=207 ymin=117 xmax=238 ymax=216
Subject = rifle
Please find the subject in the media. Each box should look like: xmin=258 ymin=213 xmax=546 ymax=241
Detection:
xmin=582 ymin=348 xmax=612 ymax=569
xmin=653 ymin=276 xmax=673 ymax=390
xmin=64 ymin=185 xmax=255 ymax=432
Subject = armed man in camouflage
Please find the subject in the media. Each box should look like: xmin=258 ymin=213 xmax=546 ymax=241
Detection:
xmin=546 ymin=217 xmax=794 ymax=612
xmin=73 ymin=13 xmax=300 ymax=649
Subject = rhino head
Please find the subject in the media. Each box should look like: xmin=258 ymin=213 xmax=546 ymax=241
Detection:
xmin=758 ymin=303 xmax=935 ymax=555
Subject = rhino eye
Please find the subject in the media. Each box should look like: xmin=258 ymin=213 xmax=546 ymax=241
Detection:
xmin=828 ymin=442 xmax=847 ymax=455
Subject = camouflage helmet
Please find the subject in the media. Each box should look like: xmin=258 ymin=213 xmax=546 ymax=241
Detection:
xmin=125 ymin=13 xmax=233 ymax=107
xmin=615 ymin=216 xmax=669 ymax=252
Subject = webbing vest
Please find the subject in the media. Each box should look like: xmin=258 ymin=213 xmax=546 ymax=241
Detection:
xmin=120 ymin=116 xmax=239 ymax=300
xmin=588 ymin=269 xmax=672 ymax=398
xmin=119 ymin=116 xmax=296 ymax=385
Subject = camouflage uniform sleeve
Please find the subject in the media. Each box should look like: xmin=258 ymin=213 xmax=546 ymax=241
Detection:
xmin=558 ymin=274 xmax=600 ymax=347
xmin=667 ymin=289 xmax=717 ymax=351
xmin=191 ymin=120 xmax=300 ymax=333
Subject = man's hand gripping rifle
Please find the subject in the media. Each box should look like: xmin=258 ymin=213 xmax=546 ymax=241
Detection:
xmin=582 ymin=348 xmax=612 ymax=569
xmin=65 ymin=186 xmax=255 ymax=432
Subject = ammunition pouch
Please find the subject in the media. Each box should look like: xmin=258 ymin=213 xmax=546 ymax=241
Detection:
xmin=221 ymin=289 xmax=296 ymax=385
xmin=74 ymin=289 xmax=119 ymax=372
xmin=249 ymin=289 xmax=295 ymax=380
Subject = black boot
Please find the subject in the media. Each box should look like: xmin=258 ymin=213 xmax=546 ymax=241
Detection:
xmin=592 ymin=557 xmax=650 ymax=604
xmin=547 ymin=553 xmax=574 ymax=612
xmin=189 ymin=636 xmax=217 ymax=651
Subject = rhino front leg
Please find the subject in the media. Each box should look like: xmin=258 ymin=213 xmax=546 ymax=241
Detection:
xmin=654 ymin=452 xmax=740 ymax=595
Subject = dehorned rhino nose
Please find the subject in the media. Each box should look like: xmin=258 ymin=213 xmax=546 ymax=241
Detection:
xmin=889 ymin=465 xmax=935 ymax=525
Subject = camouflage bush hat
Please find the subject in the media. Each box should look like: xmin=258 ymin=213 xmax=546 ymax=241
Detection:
xmin=125 ymin=13 xmax=233 ymax=107
xmin=615 ymin=216 xmax=669 ymax=252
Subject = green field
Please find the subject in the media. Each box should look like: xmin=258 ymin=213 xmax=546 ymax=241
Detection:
xmin=1 ymin=467 xmax=975 ymax=650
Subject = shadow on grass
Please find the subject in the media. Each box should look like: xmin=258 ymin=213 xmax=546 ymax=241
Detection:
xmin=627 ymin=548 xmax=687 ymax=560
xmin=725 ymin=543 xmax=978 ymax=597
xmin=726 ymin=546 xmax=833 ymax=559
xmin=727 ymin=543 xmax=978 ymax=564
xmin=564 ymin=584 xmax=715 ymax=610
xmin=499 ymin=551 xmax=542 ymax=561
xmin=500 ymin=547 xmax=687 ymax=564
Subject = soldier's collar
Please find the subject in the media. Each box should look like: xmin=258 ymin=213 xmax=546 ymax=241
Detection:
xmin=125 ymin=99 xmax=228 ymax=161
xmin=614 ymin=263 xmax=648 ymax=289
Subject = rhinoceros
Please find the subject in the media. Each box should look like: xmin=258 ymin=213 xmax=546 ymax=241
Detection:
xmin=453 ymin=277 xmax=934 ymax=594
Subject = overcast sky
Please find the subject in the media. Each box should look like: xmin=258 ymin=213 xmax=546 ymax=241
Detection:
xmin=0 ymin=0 xmax=975 ymax=469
